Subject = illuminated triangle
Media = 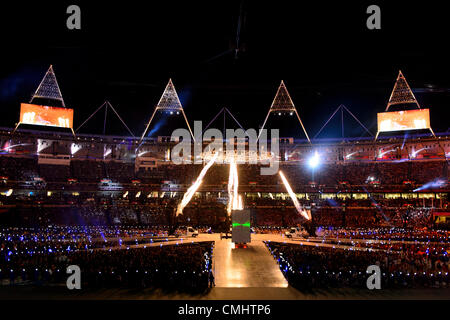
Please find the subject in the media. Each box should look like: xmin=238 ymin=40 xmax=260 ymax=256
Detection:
xmin=155 ymin=78 xmax=183 ymax=111
xmin=31 ymin=65 xmax=66 ymax=107
xmin=269 ymin=80 xmax=296 ymax=112
xmin=259 ymin=80 xmax=311 ymax=142
xmin=139 ymin=79 xmax=194 ymax=142
xmin=386 ymin=70 xmax=420 ymax=111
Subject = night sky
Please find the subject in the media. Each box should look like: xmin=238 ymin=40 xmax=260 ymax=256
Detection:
xmin=1 ymin=1 xmax=449 ymax=138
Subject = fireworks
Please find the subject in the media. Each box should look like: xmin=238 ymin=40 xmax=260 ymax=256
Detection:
xmin=176 ymin=152 xmax=218 ymax=216
xmin=227 ymin=158 xmax=243 ymax=215
xmin=278 ymin=171 xmax=311 ymax=220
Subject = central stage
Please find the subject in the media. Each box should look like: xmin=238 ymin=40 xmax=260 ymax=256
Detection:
xmin=209 ymin=234 xmax=288 ymax=288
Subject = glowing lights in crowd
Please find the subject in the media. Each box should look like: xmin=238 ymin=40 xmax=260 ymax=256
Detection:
xmin=176 ymin=152 xmax=218 ymax=216
xmin=135 ymin=191 xmax=141 ymax=198
xmin=123 ymin=191 xmax=128 ymax=198
xmin=278 ymin=171 xmax=311 ymax=220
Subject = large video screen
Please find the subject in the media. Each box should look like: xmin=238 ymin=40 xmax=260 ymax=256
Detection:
xmin=19 ymin=103 xmax=74 ymax=129
xmin=377 ymin=109 xmax=430 ymax=133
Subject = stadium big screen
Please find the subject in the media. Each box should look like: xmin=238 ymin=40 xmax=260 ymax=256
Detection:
xmin=377 ymin=109 xmax=430 ymax=132
xmin=19 ymin=103 xmax=74 ymax=128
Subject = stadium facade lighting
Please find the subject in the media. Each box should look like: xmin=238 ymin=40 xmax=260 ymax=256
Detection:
xmin=71 ymin=143 xmax=81 ymax=155
xmin=345 ymin=151 xmax=358 ymax=159
xmin=411 ymin=147 xmax=426 ymax=159
xmin=308 ymin=151 xmax=321 ymax=169
xmin=36 ymin=140 xmax=48 ymax=154
xmin=104 ymin=148 xmax=112 ymax=158
xmin=378 ymin=149 xmax=395 ymax=158
xmin=138 ymin=151 xmax=149 ymax=157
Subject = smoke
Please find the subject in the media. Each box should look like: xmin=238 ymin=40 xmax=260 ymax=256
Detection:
xmin=147 ymin=116 xmax=168 ymax=137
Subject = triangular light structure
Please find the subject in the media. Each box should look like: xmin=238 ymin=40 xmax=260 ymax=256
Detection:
xmin=385 ymin=70 xmax=420 ymax=111
xmin=155 ymin=78 xmax=184 ymax=111
xmin=31 ymin=65 xmax=66 ymax=107
xmin=140 ymin=79 xmax=194 ymax=142
xmin=376 ymin=70 xmax=435 ymax=140
xmin=259 ymin=80 xmax=310 ymax=142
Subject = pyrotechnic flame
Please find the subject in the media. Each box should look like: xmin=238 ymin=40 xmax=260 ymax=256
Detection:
xmin=278 ymin=171 xmax=311 ymax=220
xmin=176 ymin=152 xmax=218 ymax=215
xmin=227 ymin=158 xmax=243 ymax=215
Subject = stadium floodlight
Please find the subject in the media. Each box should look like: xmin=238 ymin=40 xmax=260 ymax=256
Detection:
xmin=308 ymin=151 xmax=321 ymax=169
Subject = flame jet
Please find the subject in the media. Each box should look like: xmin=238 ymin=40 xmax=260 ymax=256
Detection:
xmin=227 ymin=158 xmax=243 ymax=215
xmin=278 ymin=171 xmax=311 ymax=220
xmin=176 ymin=152 xmax=218 ymax=216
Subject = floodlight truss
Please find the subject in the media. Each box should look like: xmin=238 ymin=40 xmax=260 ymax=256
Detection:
xmin=12 ymin=65 xmax=75 ymax=137
xmin=386 ymin=70 xmax=420 ymax=111
xmin=31 ymin=65 xmax=66 ymax=107
xmin=258 ymin=80 xmax=310 ymax=143
xmin=75 ymin=101 xmax=135 ymax=137
xmin=375 ymin=70 xmax=435 ymax=140
xmin=203 ymin=107 xmax=245 ymax=134
xmin=313 ymin=104 xmax=373 ymax=140
xmin=140 ymin=79 xmax=195 ymax=143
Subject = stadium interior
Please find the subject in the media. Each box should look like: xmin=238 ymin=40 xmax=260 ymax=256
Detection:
xmin=0 ymin=66 xmax=449 ymax=298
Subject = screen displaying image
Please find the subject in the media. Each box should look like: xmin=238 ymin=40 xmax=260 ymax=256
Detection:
xmin=19 ymin=103 xmax=74 ymax=128
xmin=377 ymin=109 xmax=430 ymax=132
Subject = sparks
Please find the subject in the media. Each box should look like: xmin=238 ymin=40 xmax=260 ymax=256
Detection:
xmin=227 ymin=158 xmax=243 ymax=215
xmin=176 ymin=152 xmax=218 ymax=215
xmin=278 ymin=171 xmax=311 ymax=220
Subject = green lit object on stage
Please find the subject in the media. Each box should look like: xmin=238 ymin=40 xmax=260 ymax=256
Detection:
xmin=232 ymin=210 xmax=251 ymax=244
xmin=232 ymin=221 xmax=250 ymax=228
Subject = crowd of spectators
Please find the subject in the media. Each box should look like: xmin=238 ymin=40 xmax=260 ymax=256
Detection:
xmin=0 ymin=225 xmax=214 ymax=292
xmin=266 ymin=241 xmax=449 ymax=290
xmin=0 ymin=156 xmax=447 ymax=190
